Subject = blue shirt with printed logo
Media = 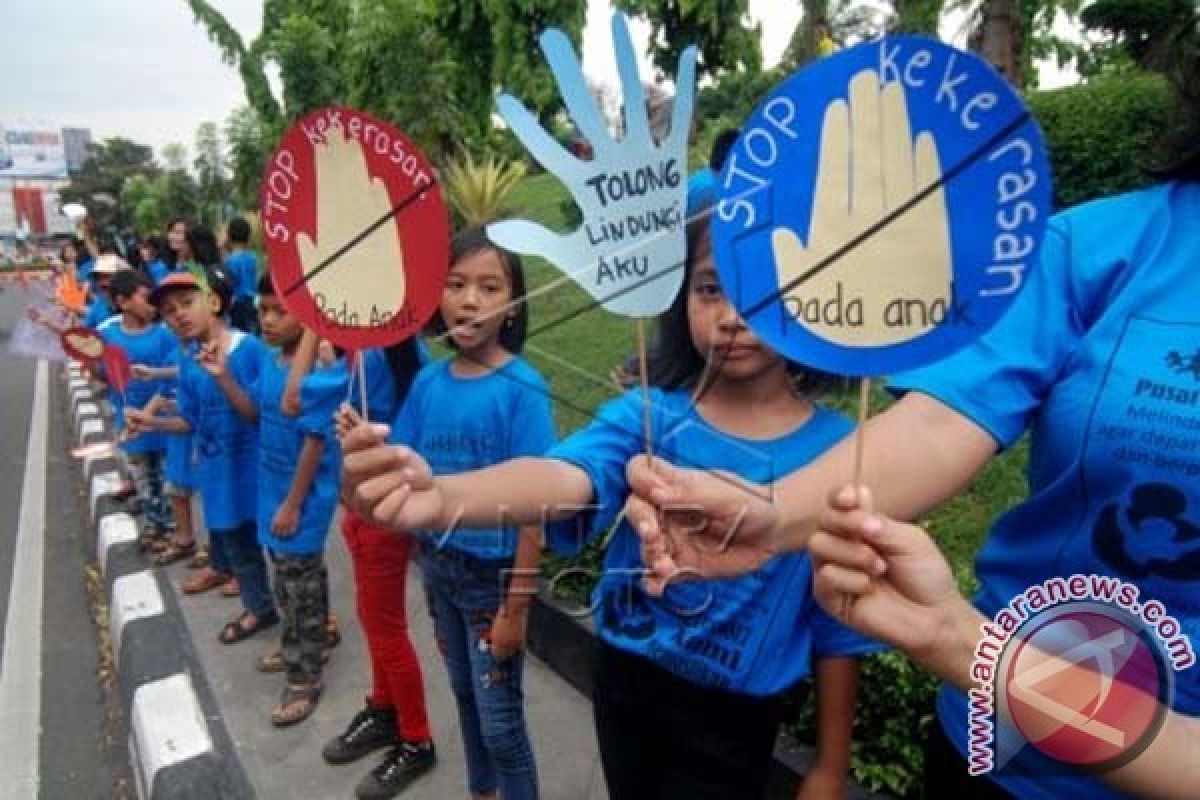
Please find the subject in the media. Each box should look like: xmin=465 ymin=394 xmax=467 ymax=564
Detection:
xmin=176 ymin=331 xmax=264 ymax=532
xmin=891 ymin=181 xmax=1200 ymax=799
xmin=390 ymin=356 xmax=557 ymax=561
xmin=96 ymin=318 xmax=175 ymax=455
xmin=546 ymin=389 xmax=883 ymax=696
xmin=253 ymin=352 xmax=340 ymax=555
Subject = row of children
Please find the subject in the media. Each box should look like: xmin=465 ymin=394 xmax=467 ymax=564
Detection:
xmin=53 ymin=204 xmax=884 ymax=800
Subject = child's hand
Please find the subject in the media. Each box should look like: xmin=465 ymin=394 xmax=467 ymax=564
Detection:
xmin=335 ymin=403 xmax=363 ymax=441
xmin=316 ymin=339 xmax=336 ymax=367
xmin=488 ymin=604 xmax=529 ymax=661
xmin=197 ymin=337 xmax=228 ymax=379
xmin=281 ymin=385 xmax=301 ymax=417
xmin=271 ymin=502 xmax=301 ymax=538
xmin=341 ymin=424 xmax=442 ymax=531
xmin=124 ymin=407 xmax=149 ymax=435
xmin=795 ymin=766 xmax=847 ymax=800
xmin=131 ymin=364 xmax=155 ymax=381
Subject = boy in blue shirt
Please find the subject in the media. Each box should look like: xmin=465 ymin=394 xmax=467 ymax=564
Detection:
xmin=97 ymin=269 xmax=176 ymax=548
xmin=126 ymin=269 xmax=277 ymax=644
xmin=224 ymin=217 xmax=259 ymax=334
xmin=219 ymin=275 xmax=340 ymax=726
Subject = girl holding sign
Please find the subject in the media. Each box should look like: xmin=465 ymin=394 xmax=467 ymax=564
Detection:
xmin=341 ymin=215 xmax=881 ymax=800
xmin=625 ymin=27 xmax=1200 ymax=800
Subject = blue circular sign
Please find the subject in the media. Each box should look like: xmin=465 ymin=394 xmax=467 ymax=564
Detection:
xmin=711 ymin=36 xmax=1052 ymax=376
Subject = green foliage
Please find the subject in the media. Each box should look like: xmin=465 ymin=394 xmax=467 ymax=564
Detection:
xmin=1080 ymin=0 xmax=1196 ymax=74
xmin=1028 ymin=72 xmax=1171 ymax=207
xmin=346 ymin=0 xmax=475 ymax=159
xmin=443 ymin=150 xmax=529 ymax=228
xmin=59 ymin=138 xmax=160 ymax=231
xmin=224 ymin=106 xmax=271 ymax=210
xmin=269 ymin=13 xmax=346 ymax=118
xmin=613 ymin=0 xmax=762 ymax=80
xmin=193 ymin=122 xmax=229 ymax=228
xmin=485 ymin=0 xmax=588 ymax=125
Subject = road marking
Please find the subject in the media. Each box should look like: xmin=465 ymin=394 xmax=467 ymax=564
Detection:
xmin=0 ymin=359 xmax=47 ymax=800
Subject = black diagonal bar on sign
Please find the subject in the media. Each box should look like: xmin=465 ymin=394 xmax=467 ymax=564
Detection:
xmin=738 ymin=110 xmax=1033 ymax=324
xmin=525 ymin=258 xmax=687 ymax=340
xmin=283 ymin=180 xmax=436 ymax=298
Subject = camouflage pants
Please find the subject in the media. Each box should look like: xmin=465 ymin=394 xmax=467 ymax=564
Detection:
xmin=271 ymin=552 xmax=328 ymax=684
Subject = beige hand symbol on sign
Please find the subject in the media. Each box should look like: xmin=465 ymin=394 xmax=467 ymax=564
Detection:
xmin=298 ymin=122 xmax=407 ymax=321
xmin=772 ymin=70 xmax=952 ymax=347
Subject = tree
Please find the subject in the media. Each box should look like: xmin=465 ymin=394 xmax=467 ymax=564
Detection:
xmin=953 ymin=0 xmax=1085 ymax=88
xmin=613 ymin=0 xmax=762 ymax=80
xmin=224 ymin=106 xmax=271 ymax=211
xmin=484 ymin=0 xmax=588 ymax=123
xmin=58 ymin=138 xmax=160 ymax=231
xmin=1080 ymin=0 xmax=1195 ymax=74
xmin=194 ymin=122 xmax=229 ymax=227
xmin=892 ymin=0 xmax=945 ymax=34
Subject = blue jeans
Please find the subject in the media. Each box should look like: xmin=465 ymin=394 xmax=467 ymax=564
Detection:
xmin=211 ymin=521 xmax=274 ymax=619
xmin=419 ymin=544 xmax=539 ymax=800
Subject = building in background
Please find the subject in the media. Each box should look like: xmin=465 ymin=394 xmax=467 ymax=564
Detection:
xmin=62 ymin=127 xmax=92 ymax=174
xmin=0 ymin=121 xmax=89 ymax=243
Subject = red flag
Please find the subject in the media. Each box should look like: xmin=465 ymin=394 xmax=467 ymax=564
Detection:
xmin=102 ymin=344 xmax=133 ymax=395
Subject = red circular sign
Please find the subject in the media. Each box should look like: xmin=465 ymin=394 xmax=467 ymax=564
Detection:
xmin=1005 ymin=609 xmax=1166 ymax=769
xmin=261 ymin=107 xmax=449 ymax=350
xmin=61 ymin=326 xmax=106 ymax=364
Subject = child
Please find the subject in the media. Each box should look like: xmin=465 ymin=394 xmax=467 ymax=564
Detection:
xmin=320 ymin=342 xmax=435 ymax=792
xmin=126 ymin=267 xmax=277 ymax=643
xmin=348 ymin=228 xmax=554 ymax=800
xmin=139 ymin=235 xmax=171 ymax=286
xmin=82 ymin=254 xmax=123 ymax=328
xmin=342 ymin=214 xmax=883 ymax=800
xmin=97 ymin=269 xmax=176 ymax=549
xmin=216 ymin=275 xmax=340 ymax=725
xmin=224 ymin=217 xmax=259 ymax=334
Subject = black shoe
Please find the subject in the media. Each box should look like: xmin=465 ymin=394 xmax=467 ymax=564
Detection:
xmin=322 ymin=703 xmax=398 ymax=765
xmin=355 ymin=739 xmax=436 ymax=799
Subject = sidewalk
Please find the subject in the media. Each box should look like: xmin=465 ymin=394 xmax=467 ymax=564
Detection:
xmin=164 ymin=503 xmax=608 ymax=800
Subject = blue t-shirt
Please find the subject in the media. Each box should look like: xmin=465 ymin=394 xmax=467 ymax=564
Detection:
xmin=147 ymin=259 xmax=170 ymax=286
xmin=687 ymin=168 xmax=716 ymax=216
xmin=76 ymin=258 xmax=95 ymax=285
xmin=891 ymin=181 xmax=1200 ymax=799
xmin=163 ymin=342 xmax=195 ymax=489
xmin=546 ymin=389 xmax=882 ymax=696
xmin=391 ymin=356 xmax=557 ymax=560
xmin=224 ymin=249 xmax=258 ymax=302
xmin=83 ymin=295 xmax=114 ymax=328
xmin=176 ymin=331 xmax=264 ymax=532
xmin=253 ymin=352 xmax=340 ymax=555
xmin=96 ymin=318 xmax=175 ymax=455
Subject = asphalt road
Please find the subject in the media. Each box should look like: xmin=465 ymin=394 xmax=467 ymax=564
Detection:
xmin=0 ymin=281 xmax=132 ymax=799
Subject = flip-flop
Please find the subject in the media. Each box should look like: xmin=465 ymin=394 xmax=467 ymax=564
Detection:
xmin=182 ymin=570 xmax=231 ymax=595
xmin=270 ymin=682 xmax=322 ymax=727
xmin=188 ymin=546 xmax=210 ymax=570
xmin=153 ymin=540 xmax=197 ymax=567
xmin=219 ymin=610 xmax=279 ymax=645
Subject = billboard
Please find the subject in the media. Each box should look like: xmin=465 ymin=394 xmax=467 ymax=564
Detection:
xmin=0 ymin=124 xmax=69 ymax=179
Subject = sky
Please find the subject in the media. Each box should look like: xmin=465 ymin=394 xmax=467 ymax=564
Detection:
xmin=0 ymin=0 xmax=1073 ymax=162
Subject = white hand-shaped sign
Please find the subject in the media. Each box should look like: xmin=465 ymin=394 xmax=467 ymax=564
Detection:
xmin=297 ymin=120 xmax=408 ymax=325
xmin=488 ymin=14 xmax=697 ymax=319
xmin=773 ymin=69 xmax=952 ymax=347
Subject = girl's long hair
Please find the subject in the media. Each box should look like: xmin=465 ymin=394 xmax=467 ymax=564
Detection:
xmin=644 ymin=208 xmax=837 ymax=397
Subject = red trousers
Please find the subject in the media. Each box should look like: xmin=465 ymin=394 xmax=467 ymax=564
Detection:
xmin=341 ymin=511 xmax=432 ymax=742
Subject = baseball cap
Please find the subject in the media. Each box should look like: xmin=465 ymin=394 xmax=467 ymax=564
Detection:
xmin=91 ymin=253 xmax=129 ymax=276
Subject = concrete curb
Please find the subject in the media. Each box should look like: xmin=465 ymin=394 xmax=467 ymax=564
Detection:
xmin=61 ymin=360 xmax=254 ymax=800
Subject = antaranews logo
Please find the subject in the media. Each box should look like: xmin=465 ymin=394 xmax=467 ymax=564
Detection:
xmin=966 ymin=574 xmax=1196 ymax=776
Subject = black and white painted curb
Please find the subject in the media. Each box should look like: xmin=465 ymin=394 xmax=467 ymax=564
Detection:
xmin=63 ymin=361 xmax=253 ymax=800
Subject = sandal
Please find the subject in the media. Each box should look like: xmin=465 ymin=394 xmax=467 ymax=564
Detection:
xmin=153 ymin=540 xmax=197 ymax=567
xmin=256 ymin=648 xmax=332 ymax=674
xmin=270 ymin=682 xmax=322 ymax=727
xmin=188 ymin=545 xmax=210 ymax=570
xmin=325 ymin=614 xmax=341 ymax=649
xmin=182 ymin=569 xmax=232 ymax=595
xmin=219 ymin=610 xmax=279 ymax=645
